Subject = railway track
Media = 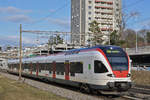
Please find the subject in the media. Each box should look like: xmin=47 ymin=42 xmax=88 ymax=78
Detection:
xmin=1 ymin=71 xmax=150 ymax=100
xmin=122 ymin=85 xmax=150 ymax=100
xmin=0 ymin=71 xmax=121 ymax=100
xmin=131 ymin=85 xmax=150 ymax=95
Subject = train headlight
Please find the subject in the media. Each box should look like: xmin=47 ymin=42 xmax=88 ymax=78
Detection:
xmin=107 ymin=74 xmax=115 ymax=77
xmin=127 ymin=73 xmax=131 ymax=77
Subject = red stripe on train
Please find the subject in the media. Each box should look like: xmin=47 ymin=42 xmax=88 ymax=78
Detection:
xmin=53 ymin=74 xmax=56 ymax=78
xmin=65 ymin=75 xmax=69 ymax=80
xmin=30 ymin=70 xmax=32 ymax=75
xmin=113 ymin=71 xmax=128 ymax=78
xmin=36 ymin=70 xmax=38 ymax=76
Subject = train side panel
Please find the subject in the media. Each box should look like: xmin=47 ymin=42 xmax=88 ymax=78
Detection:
xmin=7 ymin=46 xmax=132 ymax=92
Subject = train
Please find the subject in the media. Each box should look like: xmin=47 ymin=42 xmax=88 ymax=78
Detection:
xmin=0 ymin=58 xmax=8 ymax=72
xmin=2 ymin=45 xmax=132 ymax=93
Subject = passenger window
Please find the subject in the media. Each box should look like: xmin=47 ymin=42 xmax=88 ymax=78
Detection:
xmin=94 ymin=60 xmax=108 ymax=73
xmin=32 ymin=63 xmax=37 ymax=71
xmin=56 ymin=63 xmax=65 ymax=72
xmin=70 ymin=62 xmax=83 ymax=73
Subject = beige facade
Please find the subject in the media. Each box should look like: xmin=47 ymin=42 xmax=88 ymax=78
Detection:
xmin=71 ymin=0 xmax=122 ymax=45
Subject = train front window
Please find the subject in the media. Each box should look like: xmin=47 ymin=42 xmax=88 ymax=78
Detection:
xmin=108 ymin=57 xmax=127 ymax=63
xmin=104 ymin=48 xmax=128 ymax=71
xmin=107 ymin=57 xmax=128 ymax=71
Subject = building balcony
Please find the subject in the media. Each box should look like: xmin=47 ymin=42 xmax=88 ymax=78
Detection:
xmin=100 ymin=27 xmax=113 ymax=31
xmin=95 ymin=3 xmax=113 ymax=8
xmin=95 ymin=9 xmax=113 ymax=13
xmin=95 ymin=0 xmax=113 ymax=5
xmin=99 ymin=15 xmax=113 ymax=18
xmin=96 ymin=19 xmax=113 ymax=23
xmin=95 ymin=11 xmax=113 ymax=15
xmin=95 ymin=6 xmax=113 ymax=10
xmin=95 ymin=17 xmax=113 ymax=20
xmin=100 ymin=22 xmax=113 ymax=25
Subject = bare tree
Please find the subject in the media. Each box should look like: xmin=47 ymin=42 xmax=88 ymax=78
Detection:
xmin=120 ymin=11 xmax=139 ymax=39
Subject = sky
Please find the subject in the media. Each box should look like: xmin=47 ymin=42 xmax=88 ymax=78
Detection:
xmin=0 ymin=0 xmax=150 ymax=47
xmin=122 ymin=0 xmax=150 ymax=30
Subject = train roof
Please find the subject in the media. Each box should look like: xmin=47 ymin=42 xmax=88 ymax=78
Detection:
xmin=8 ymin=45 xmax=122 ymax=63
xmin=64 ymin=45 xmax=121 ymax=52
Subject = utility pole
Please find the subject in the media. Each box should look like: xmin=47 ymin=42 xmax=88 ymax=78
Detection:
xmin=19 ymin=24 xmax=22 ymax=80
xmin=109 ymin=30 xmax=111 ymax=45
xmin=135 ymin=31 xmax=138 ymax=52
xmin=65 ymin=33 xmax=68 ymax=50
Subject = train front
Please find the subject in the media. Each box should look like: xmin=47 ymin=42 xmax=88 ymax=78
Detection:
xmin=95 ymin=46 xmax=132 ymax=92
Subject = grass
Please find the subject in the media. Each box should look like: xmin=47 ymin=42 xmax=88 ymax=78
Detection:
xmin=131 ymin=70 xmax=150 ymax=86
xmin=0 ymin=75 xmax=68 ymax=100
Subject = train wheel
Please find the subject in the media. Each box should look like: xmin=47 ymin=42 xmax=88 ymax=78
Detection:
xmin=80 ymin=84 xmax=91 ymax=93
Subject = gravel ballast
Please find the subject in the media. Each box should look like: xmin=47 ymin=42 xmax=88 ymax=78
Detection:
xmin=0 ymin=72 xmax=103 ymax=100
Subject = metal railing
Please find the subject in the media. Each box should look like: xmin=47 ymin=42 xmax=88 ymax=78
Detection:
xmin=125 ymin=46 xmax=150 ymax=55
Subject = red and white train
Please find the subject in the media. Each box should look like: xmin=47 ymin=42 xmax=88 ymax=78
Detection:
xmin=7 ymin=45 xmax=132 ymax=92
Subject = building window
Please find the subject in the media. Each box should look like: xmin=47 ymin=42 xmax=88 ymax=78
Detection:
xmin=101 ymin=2 xmax=105 ymax=4
xmin=88 ymin=11 xmax=91 ymax=15
xmin=88 ymin=28 xmax=90 ymax=31
xmin=76 ymin=25 xmax=79 ymax=27
xmin=116 ymin=9 xmax=119 ymax=11
xmin=116 ymin=3 xmax=119 ymax=6
xmin=116 ymin=14 xmax=119 ymax=16
xmin=88 ymin=1 xmax=92 ymax=4
xmin=88 ymin=6 xmax=92 ymax=9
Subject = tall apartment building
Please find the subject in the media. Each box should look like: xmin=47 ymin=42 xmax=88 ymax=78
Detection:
xmin=71 ymin=0 xmax=122 ymax=45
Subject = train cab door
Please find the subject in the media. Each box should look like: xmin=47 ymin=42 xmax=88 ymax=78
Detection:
xmin=65 ymin=60 xmax=70 ymax=80
xmin=84 ymin=56 xmax=93 ymax=79
xmin=36 ymin=62 xmax=39 ymax=76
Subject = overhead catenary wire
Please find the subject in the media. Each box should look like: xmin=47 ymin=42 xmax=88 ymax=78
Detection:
xmin=24 ymin=0 xmax=70 ymax=26
xmin=122 ymin=0 xmax=146 ymax=20
xmin=123 ymin=0 xmax=146 ymax=10
xmin=127 ymin=17 xmax=150 ymax=28
xmin=21 ymin=0 xmax=71 ymax=47
xmin=122 ymin=0 xmax=149 ymax=30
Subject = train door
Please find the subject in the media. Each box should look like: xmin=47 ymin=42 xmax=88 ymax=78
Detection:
xmin=52 ymin=61 xmax=56 ymax=78
xmin=30 ymin=63 xmax=32 ymax=75
xmin=84 ymin=56 xmax=93 ymax=79
xmin=36 ymin=62 xmax=39 ymax=76
xmin=65 ymin=60 xmax=70 ymax=80
xmin=11 ymin=65 xmax=13 ymax=71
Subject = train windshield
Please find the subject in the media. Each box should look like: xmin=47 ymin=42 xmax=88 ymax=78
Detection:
xmin=104 ymin=48 xmax=128 ymax=71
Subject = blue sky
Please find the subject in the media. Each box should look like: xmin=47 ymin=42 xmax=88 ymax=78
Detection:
xmin=0 ymin=0 xmax=149 ymax=47
xmin=123 ymin=0 xmax=150 ymax=30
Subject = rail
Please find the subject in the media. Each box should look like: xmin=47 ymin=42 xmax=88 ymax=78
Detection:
xmin=122 ymin=84 xmax=150 ymax=100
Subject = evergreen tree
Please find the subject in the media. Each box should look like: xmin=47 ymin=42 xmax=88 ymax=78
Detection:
xmin=146 ymin=32 xmax=150 ymax=44
xmin=106 ymin=30 xmax=125 ymax=47
xmin=53 ymin=35 xmax=63 ymax=44
xmin=88 ymin=20 xmax=103 ymax=46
